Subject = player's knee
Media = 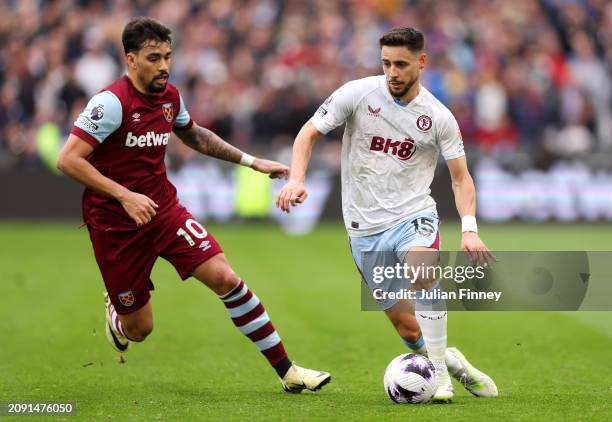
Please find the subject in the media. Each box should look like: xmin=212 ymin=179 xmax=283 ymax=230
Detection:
xmin=125 ymin=321 xmax=153 ymax=342
xmin=209 ymin=268 xmax=240 ymax=295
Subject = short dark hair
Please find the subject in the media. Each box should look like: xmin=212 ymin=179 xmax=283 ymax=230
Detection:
xmin=379 ymin=27 xmax=424 ymax=52
xmin=122 ymin=17 xmax=172 ymax=54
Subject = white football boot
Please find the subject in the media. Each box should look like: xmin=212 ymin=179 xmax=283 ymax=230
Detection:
xmin=447 ymin=347 xmax=498 ymax=397
xmin=431 ymin=359 xmax=454 ymax=403
xmin=280 ymin=362 xmax=331 ymax=393
xmin=104 ymin=293 xmax=130 ymax=353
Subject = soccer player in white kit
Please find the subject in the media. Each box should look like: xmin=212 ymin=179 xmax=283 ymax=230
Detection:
xmin=276 ymin=27 xmax=498 ymax=402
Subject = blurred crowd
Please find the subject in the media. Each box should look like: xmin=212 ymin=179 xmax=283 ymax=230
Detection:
xmin=1 ymin=0 xmax=612 ymax=172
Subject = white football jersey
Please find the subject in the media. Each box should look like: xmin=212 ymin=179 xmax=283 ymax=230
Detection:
xmin=310 ymin=75 xmax=465 ymax=237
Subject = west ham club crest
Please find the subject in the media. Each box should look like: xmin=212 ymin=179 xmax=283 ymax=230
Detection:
xmin=118 ymin=291 xmax=135 ymax=307
xmin=162 ymin=103 xmax=174 ymax=122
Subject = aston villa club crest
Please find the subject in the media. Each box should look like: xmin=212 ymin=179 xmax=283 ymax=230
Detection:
xmin=118 ymin=291 xmax=135 ymax=307
xmin=416 ymin=115 xmax=432 ymax=131
xmin=162 ymin=103 xmax=174 ymax=122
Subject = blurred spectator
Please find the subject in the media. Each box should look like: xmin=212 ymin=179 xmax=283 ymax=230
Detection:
xmin=74 ymin=26 xmax=119 ymax=97
xmin=1 ymin=0 xmax=611 ymax=171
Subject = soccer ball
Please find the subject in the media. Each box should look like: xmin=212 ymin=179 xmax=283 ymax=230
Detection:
xmin=383 ymin=353 xmax=437 ymax=404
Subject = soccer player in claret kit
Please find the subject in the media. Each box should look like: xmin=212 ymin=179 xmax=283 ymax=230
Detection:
xmin=56 ymin=17 xmax=330 ymax=393
xmin=277 ymin=27 xmax=498 ymax=402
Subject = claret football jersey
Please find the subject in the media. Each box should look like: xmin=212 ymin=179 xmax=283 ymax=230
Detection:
xmin=71 ymin=75 xmax=193 ymax=231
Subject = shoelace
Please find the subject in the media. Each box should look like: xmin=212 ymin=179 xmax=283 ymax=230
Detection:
xmin=458 ymin=372 xmax=471 ymax=387
xmin=434 ymin=363 xmax=448 ymax=377
xmin=458 ymin=370 xmax=484 ymax=390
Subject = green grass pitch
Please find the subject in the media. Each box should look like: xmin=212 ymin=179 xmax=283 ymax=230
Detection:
xmin=1 ymin=221 xmax=612 ymax=420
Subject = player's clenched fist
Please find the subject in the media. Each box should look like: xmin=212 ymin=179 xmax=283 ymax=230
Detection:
xmin=276 ymin=181 xmax=308 ymax=213
xmin=118 ymin=191 xmax=159 ymax=227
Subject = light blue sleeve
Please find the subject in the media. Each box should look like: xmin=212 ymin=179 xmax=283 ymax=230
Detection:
xmin=174 ymin=94 xmax=192 ymax=128
xmin=73 ymin=91 xmax=122 ymax=143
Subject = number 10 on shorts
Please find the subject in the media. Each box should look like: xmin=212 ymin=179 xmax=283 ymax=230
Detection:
xmin=176 ymin=218 xmax=208 ymax=246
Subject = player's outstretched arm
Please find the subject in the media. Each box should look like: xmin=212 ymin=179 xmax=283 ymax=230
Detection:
xmin=446 ymin=156 xmax=495 ymax=265
xmin=173 ymin=123 xmax=288 ymax=179
xmin=57 ymin=135 xmax=159 ymax=227
xmin=276 ymin=121 xmax=322 ymax=213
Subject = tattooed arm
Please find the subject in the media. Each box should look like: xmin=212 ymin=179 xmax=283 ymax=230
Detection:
xmin=173 ymin=123 xmax=289 ymax=179
xmin=174 ymin=123 xmax=242 ymax=163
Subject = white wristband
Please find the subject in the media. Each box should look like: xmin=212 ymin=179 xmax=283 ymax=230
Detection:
xmin=239 ymin=153 xmax=256 ymax=167
xmin=461 ymin=215 xmax=478 ymax=233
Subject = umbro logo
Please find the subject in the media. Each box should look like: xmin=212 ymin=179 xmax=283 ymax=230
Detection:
xmin=132 ymin=112 xmax=141 ymax=122
xmin=367 ymin=105 xmax=381 ymax=117
xmin=199 ymin=240 xmax=211 ymax=251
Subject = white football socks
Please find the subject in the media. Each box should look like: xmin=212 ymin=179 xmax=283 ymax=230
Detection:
xmin=415 ymin=282 xmax=448 ymax=364
xmin=415 ymin=309 xmax=447 ymax=362
xmin=402 ymin=334 xmax=461 ymax=373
